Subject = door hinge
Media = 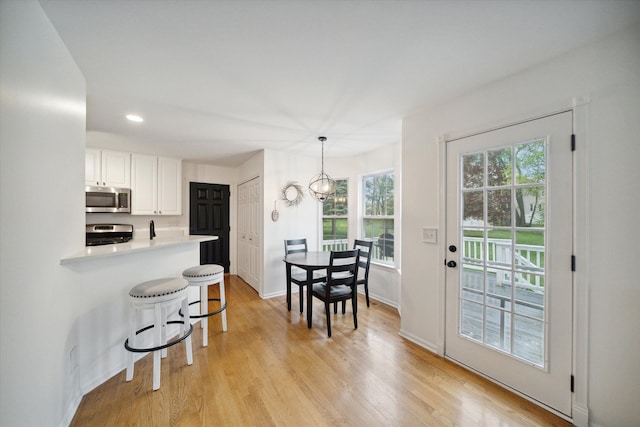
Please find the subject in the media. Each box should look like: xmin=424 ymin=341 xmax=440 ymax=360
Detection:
xmin=571 ymin=255 xmax=576 ymax=272
xmin=571 ymin=134 xmax=576 ymax=151
xmin=571 ymin=375 xmax=575 ymax=392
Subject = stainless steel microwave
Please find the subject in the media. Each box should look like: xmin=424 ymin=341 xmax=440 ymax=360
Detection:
xmin=85 ymin=186 xmax=131 ymax=213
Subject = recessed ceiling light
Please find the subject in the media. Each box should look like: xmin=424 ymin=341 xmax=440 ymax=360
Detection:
xmin=126 ymin=114 xmax=144 ymax=122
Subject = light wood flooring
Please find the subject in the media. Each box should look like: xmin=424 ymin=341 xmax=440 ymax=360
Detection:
xmin=70 ymin=275 xmax=571 ymax=426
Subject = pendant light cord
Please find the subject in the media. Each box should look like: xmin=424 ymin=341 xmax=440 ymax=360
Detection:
xmin=321 ymin=138 xmax=325 ymax=174
xmin=319 ymin=136 xmax=327 ymax=175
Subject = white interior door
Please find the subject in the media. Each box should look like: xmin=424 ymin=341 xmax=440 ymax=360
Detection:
xmin=237 ymin=177 xmax=261 ymax=291
xmin=445 ymin=112 xmax=573 ymax=416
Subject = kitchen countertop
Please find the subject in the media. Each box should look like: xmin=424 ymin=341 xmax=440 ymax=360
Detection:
xmin=60 ymin=235 xmax=218 ymax=265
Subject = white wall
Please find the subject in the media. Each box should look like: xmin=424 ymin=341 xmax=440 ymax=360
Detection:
xmin=0 ymin=1 xmax=86 ymax=425
xmin=256 ymin=145 xmax=402 ymax=307
xmin=87 ymin=130 xmax=163 ymax=155
xmin=401 ymin=23 xmax=640 ymax=427
xmin=262 ymin=149 xmax=320 ymax=298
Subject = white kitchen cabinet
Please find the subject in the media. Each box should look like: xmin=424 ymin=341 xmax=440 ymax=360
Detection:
xmin=85 ymin=148 xmax=101 ymax=185
xmin=85 ymin=148 xmax=131 ymax=188
xmin=130 ymin=154 xmax=157 ymax=215
xmin=131 ymin=154 xmax=182 ymax=215
xmin=157 ymin=157 xmax=182 ymax=215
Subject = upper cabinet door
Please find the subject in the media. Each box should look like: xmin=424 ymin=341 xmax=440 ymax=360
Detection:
xmin=101 ymin=150 xmax=130 ymax=188
xmin=85 ymin=148 xmax=101 ymax=186
xmin=157 ymin=157 xmax=182 ymax=215
xmin=130 ymin=154 xmax=181 ymax=215
xmin=130 ymin=153 xmax=158 ymax=215
xmin=85 ymin=148 xmax=131 ymax=188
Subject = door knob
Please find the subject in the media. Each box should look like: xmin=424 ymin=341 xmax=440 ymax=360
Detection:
xmin=447 ymin=260 xmax=457 ymax=268
xmin=449 ymin=245 xmax=457 ymax=252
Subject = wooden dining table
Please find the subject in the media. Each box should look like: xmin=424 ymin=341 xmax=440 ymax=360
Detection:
xmin=283 ymin=251 xmax=330 ymax=328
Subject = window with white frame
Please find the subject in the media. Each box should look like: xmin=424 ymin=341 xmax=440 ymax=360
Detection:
xmin=322 ymin=179 xmax=348 ymax=251
xmin=362 ymin=171 xmax=394 ymax=265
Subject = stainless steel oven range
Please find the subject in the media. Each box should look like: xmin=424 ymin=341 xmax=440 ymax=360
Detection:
xmin=86 ymin=224 xmax=134 ymax=246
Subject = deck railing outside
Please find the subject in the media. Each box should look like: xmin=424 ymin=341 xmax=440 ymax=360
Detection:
xmin=461 ymin=237 xmax=546 ymax=364
xmin=322 ymin=238 xmax=393 ymax=262
xmin=463 ymin=237 xmax=544 ymax=290
xmin=322 ymin=237 xmax=544 ymax=280
xmin=321 ymin=238 xmax=349 ymax=252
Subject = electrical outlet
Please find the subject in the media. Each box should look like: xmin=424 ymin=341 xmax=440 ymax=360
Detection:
xmin=422 ymin=227 xmax=437 ymax=243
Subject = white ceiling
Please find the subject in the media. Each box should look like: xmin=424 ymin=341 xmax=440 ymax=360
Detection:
xmin=39 ymin=0 xmax=640 ymax=166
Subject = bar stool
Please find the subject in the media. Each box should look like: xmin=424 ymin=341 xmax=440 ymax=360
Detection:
xmin=124 ymin=277 xmax=193 ymax=391
xmin=181 ymin=264 xmax=227 ymax=347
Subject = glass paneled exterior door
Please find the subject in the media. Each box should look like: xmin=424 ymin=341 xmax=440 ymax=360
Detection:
xmin=445 ymin=112 xmax=573 ymax=416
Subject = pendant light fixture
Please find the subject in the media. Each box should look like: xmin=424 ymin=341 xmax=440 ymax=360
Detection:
xmin=308 ymin=136 xmax=336 ymax=202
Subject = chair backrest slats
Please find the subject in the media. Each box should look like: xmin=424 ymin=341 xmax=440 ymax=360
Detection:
xmin=326 ymin=249 xmax=359 ymax=290
xmin=353 ymin=239 xmax=373 ymax=279
xmin=284 ymin=238 xmax=308 ymax=255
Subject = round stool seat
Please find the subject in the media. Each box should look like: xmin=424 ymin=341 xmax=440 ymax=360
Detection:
xmin=129 ymin=277 xmax=188 ymax=301
xmin=182 ymin=264 xmax=224 ymax=281
xmin=181 ymin=264 xmax=227 ymax=347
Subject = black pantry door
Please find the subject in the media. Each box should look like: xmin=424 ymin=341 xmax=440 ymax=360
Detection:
xmin=189 ymin=182 xmax=230 ymax=272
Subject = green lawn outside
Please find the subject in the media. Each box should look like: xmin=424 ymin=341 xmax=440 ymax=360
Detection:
xmin=323 ymin=218 xmax=348 ymax=240
xmin=323 ymin=218 xmax=394 ymax=241
xmin=464 ymin=229 xmax=544 ymax=246
xmin=323 ymin=222 xmax=543 ymax=247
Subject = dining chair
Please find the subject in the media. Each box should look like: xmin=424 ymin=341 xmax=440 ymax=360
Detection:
xmin=310 ymin=249 xmax=359 ymax=337
xmin=335 ymin=239 xmax=373 ymax=313
xmin=284 ymin=238 xmax=325 ymax=312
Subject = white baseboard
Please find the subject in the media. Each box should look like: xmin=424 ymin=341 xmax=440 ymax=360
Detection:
xmin=398 ymin=329 xmax=440 ymax=354
xmin=367 ymin=292 xmax=399 ymax=310
xmin=261 ymin=289 xmax=287 ymax=299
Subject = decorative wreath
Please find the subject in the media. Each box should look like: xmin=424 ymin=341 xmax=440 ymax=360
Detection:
xmin=281 ymin=181 xmax=304 ymax=207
